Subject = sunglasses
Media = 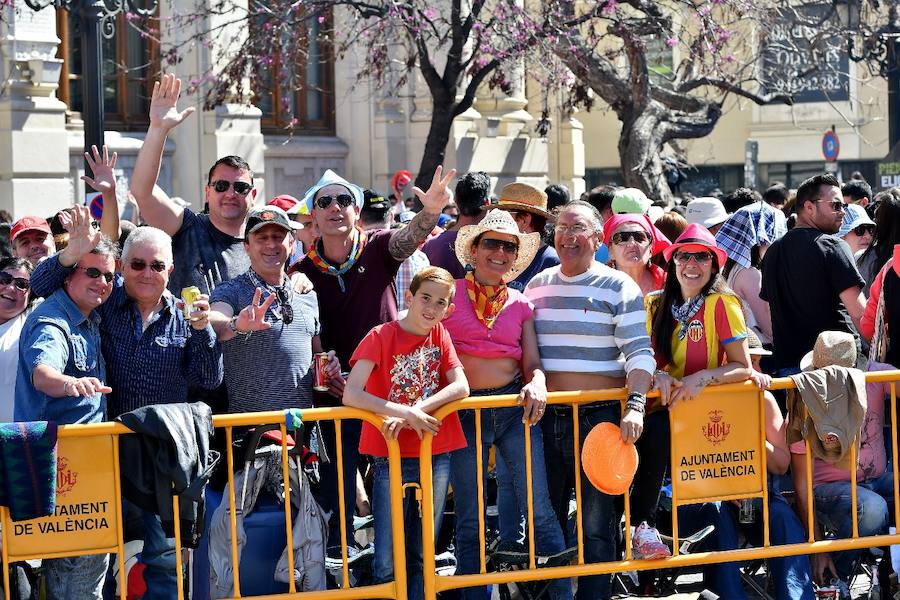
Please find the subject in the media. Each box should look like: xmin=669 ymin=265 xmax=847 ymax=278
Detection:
xmin=673 ymin=251 xmax=713 ymax=265
xmin=315 ymin=194 xmax=355 ymax=210
xmin=816 ymin=198 xmax=847 ymax=212
xmin=211 ymin=180 xmax=253 ymax=195
xmin=128 ymin=259 xmax=167 ymax=273
xmin=76 ymin=266 xmax=114 ymax=283
xmin=554 ymin=224 xmax=592 ymax=236
xmin=852 ymin=224 xmax=875 ymax=236
xmin=479 ymin=238 xmax=519 ymax=253
xmin=612 ymin=231 xmax=651 ymax=245
xmin=0 ymin=272 xmax=29 ymax=292
xmin=276 ymin=288 xmax=294 ymax=325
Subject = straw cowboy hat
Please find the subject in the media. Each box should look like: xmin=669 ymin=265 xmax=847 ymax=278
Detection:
xmin=800 ymin=331 xmax=857 ymax=372
xmin=455 ymin=209 xmax=540 ymax=277
xmin=484 ymin=182 xmax=553 ymax=220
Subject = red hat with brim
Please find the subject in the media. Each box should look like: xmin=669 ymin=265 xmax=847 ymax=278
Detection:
xmin=602 ymin=213 xmax=672 ymax=257
xmin=10 ymin=216 xmax=51 ymax=242
xmin=662 ymin=223 xmax=728 ymax=268
xmin=581 ymin=422 xmax=638 ymax=496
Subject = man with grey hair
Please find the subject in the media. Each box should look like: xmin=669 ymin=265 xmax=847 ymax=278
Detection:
xmin=524 ymin=200 xmax=655 ymax=599
xmin=29 ymin=207 xmax=223 ymax=599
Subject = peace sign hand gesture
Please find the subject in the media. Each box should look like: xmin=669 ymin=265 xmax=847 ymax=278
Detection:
xmin=234 ymin=288 xmax=275 ymax=333
xmin=412 ymin=166 xmax=457 ymax=214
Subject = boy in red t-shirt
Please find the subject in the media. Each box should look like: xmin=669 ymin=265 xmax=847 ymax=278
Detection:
xmin=344 ymin=266 xmax=469 ymax=600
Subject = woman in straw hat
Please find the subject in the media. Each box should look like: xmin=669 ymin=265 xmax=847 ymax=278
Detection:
xmin=443 ymin=209 xmax=573 ymax=600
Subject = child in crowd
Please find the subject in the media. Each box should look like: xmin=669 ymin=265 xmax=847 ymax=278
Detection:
xmin=343 ymin=266 xmax=470 ymax=600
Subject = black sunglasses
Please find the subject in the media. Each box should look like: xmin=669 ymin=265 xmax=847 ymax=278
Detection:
xmin=673 ymin=251 xmax=713 ymax=265
xmin=211 ymin=180 xmax=253 ymax=195
xmin=612 ymin=231 xmax=651 ymax=245
xmin=275 ymin=288 xmax=294 ymax=325
xmin=315 ymin=194 xmax=355 ymax=210
xmin=480 ymin=238 xmax=519 ymax=253
xmin=0 ymin=272 xmax=29 ymax=292
xmin=816 ymin=198 xmax=847 ymax=212
xmin=128 ymin=259 xmax=167 ymax=273
xmin=76 ymin=266 xmax=114 ymax=283
xmin=852 ymin=224 xmax=875 ymax=236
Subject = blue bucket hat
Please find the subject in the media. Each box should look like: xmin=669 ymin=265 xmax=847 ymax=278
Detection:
xmin=837 ymin=203 xmax=875 ymax=239
xmin=291 ymin=169 xmax=365 ymax=215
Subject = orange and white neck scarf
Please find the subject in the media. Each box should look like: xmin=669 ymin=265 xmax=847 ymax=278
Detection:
xmin=465 ymin=272 xmax=508 ymax=329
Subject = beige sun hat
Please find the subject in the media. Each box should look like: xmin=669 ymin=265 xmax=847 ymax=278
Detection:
xmin=483 ymin=182 xmax=553 ymax=220
xmin=800 ymin=331 xmax=857 ymax=371
xmin=455 ymin=209 xmax=540 ymax=278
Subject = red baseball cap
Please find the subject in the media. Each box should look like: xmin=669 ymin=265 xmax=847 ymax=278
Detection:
xmin=10 ymin=216 xmax=52 ymax=242
xmin=267 ymin=194 xmax=299 ymax=213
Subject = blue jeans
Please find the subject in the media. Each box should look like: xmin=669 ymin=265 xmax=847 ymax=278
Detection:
xmin=44 ymin=553 xmax=109 ymax=599
xmin=138 ymin=507 xmax=178 ymax=600
xmin=495 ymin=454 xmax=524 ymax=544
xmin=373 ymin=454 xmax=451 ymax=600
xmin=451 ymin=405 xmax=572 ymax=600
xmin=541 ymin=402 xmax=620 ymax=600
xmin=814 ymin=468 xmax=894 ymax=579
xmin=678 ymin=494 xmax=814 ymax=600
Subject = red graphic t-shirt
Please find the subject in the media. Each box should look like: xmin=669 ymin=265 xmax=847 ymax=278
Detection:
xmin=351 ymin=320 xmax=466 ymax=458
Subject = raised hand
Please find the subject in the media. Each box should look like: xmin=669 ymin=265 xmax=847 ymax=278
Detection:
xmin=81 ymin=145 xmax=118 ymax=194
xmin=149 ymin=73 xmax=196 ymax=132
xmin=61 ymin=206 xmax=102 ymax=261
xmin=411 ymin=166 xmax=457 ymax=214
xmin=234 ymin=288 xmax=276 ymax=333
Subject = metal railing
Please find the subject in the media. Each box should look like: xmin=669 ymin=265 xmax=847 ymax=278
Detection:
xmin=3 ymin=372 xmax=899 ymax=599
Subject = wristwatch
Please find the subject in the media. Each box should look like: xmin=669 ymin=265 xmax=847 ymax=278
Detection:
xmin=228 ymin=316 xmax=251 ymax=338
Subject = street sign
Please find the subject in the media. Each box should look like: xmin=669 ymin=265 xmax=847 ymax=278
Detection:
xmin=822 ymin=130 xmax=840 ymax=162
xmin=744 ymin=140 xmax=759 ymax=189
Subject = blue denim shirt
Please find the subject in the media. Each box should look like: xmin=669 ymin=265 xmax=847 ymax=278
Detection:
xmin=14 ymin=288 xmax=106 ymax=424
xmin=30 ymin=255 xmax=224 ymax=417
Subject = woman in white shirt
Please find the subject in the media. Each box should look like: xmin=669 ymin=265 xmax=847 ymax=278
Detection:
xmin=0 ymin=257 xmax=35 ymax=422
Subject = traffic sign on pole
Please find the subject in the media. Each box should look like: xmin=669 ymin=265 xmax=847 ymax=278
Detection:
xmin=822 ymin=130 xmax=840 ymax=162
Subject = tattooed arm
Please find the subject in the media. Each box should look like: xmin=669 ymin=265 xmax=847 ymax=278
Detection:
xmin=389 ymin=210 xmax=441 ymax=261
xmin=667 ymin=336 xmax=751 ymax=406
xmin=388 ymin=166 xmax=457 ymax=262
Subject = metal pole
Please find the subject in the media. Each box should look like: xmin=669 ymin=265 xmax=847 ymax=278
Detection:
xmin=78 ymin=0 xmax=106 ymax=201
xmin=889 ymin=39 xmax=900 ymax=152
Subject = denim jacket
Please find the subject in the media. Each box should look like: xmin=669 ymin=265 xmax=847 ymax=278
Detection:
xmin=14 ymin=288 xmax=106 ymax=424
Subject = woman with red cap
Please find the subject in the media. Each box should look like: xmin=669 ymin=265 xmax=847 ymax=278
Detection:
xmin=648 ymin=223 xmax=751 ymax=404
xmin=603 ymin=214 xmax=671 ymax=295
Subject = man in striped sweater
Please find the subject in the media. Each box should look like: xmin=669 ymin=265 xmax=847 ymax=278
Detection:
xmin=524 ymin=200 xmax=656 ymax=600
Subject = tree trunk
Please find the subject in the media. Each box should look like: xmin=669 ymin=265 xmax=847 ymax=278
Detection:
xmin=412 ymin=101 xmax=456 ymax=207
xmin=618 ymin=110 xmax=673 ymax=205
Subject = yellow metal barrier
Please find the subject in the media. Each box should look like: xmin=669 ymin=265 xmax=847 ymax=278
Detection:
xmin=420 ymin=371 xmax=900 ymax=598
xmin=4 ymin=372 xmax=900 ymax=599
xmin=0 ymin=407 xmax=411 ymax=600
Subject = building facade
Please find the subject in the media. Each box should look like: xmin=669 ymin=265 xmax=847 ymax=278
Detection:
xmin=0 ymin=2 xmax=586 ymax=219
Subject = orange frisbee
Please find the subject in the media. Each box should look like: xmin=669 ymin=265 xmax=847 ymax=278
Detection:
xmin=581 ymin=422 xmax=639 ymax=495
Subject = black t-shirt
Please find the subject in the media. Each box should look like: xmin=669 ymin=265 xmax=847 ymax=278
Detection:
xmin=760 ymin=227 xmax=864 ymax=370
xmin=169 ymin=208 xmax=250 ymax=295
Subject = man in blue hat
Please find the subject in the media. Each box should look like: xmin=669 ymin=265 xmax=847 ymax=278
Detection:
xmin=290 ymin=166 xmax=455 ymax=564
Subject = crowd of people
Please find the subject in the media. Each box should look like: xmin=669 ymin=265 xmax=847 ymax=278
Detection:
xmin=3 ymin=73 xmax=896 ymax=600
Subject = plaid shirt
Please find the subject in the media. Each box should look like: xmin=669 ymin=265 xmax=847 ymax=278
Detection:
xmin=715 ymin=202 xmax=787 ymax=269
xmin=30 ymin=255 xmax=223 ymax=417
xmin=394 ymin=249 xmax=430 ymax=312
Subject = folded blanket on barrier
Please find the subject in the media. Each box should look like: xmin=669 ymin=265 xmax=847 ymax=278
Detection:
xmin=0 ymin=421 xmax=58 ymax=521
